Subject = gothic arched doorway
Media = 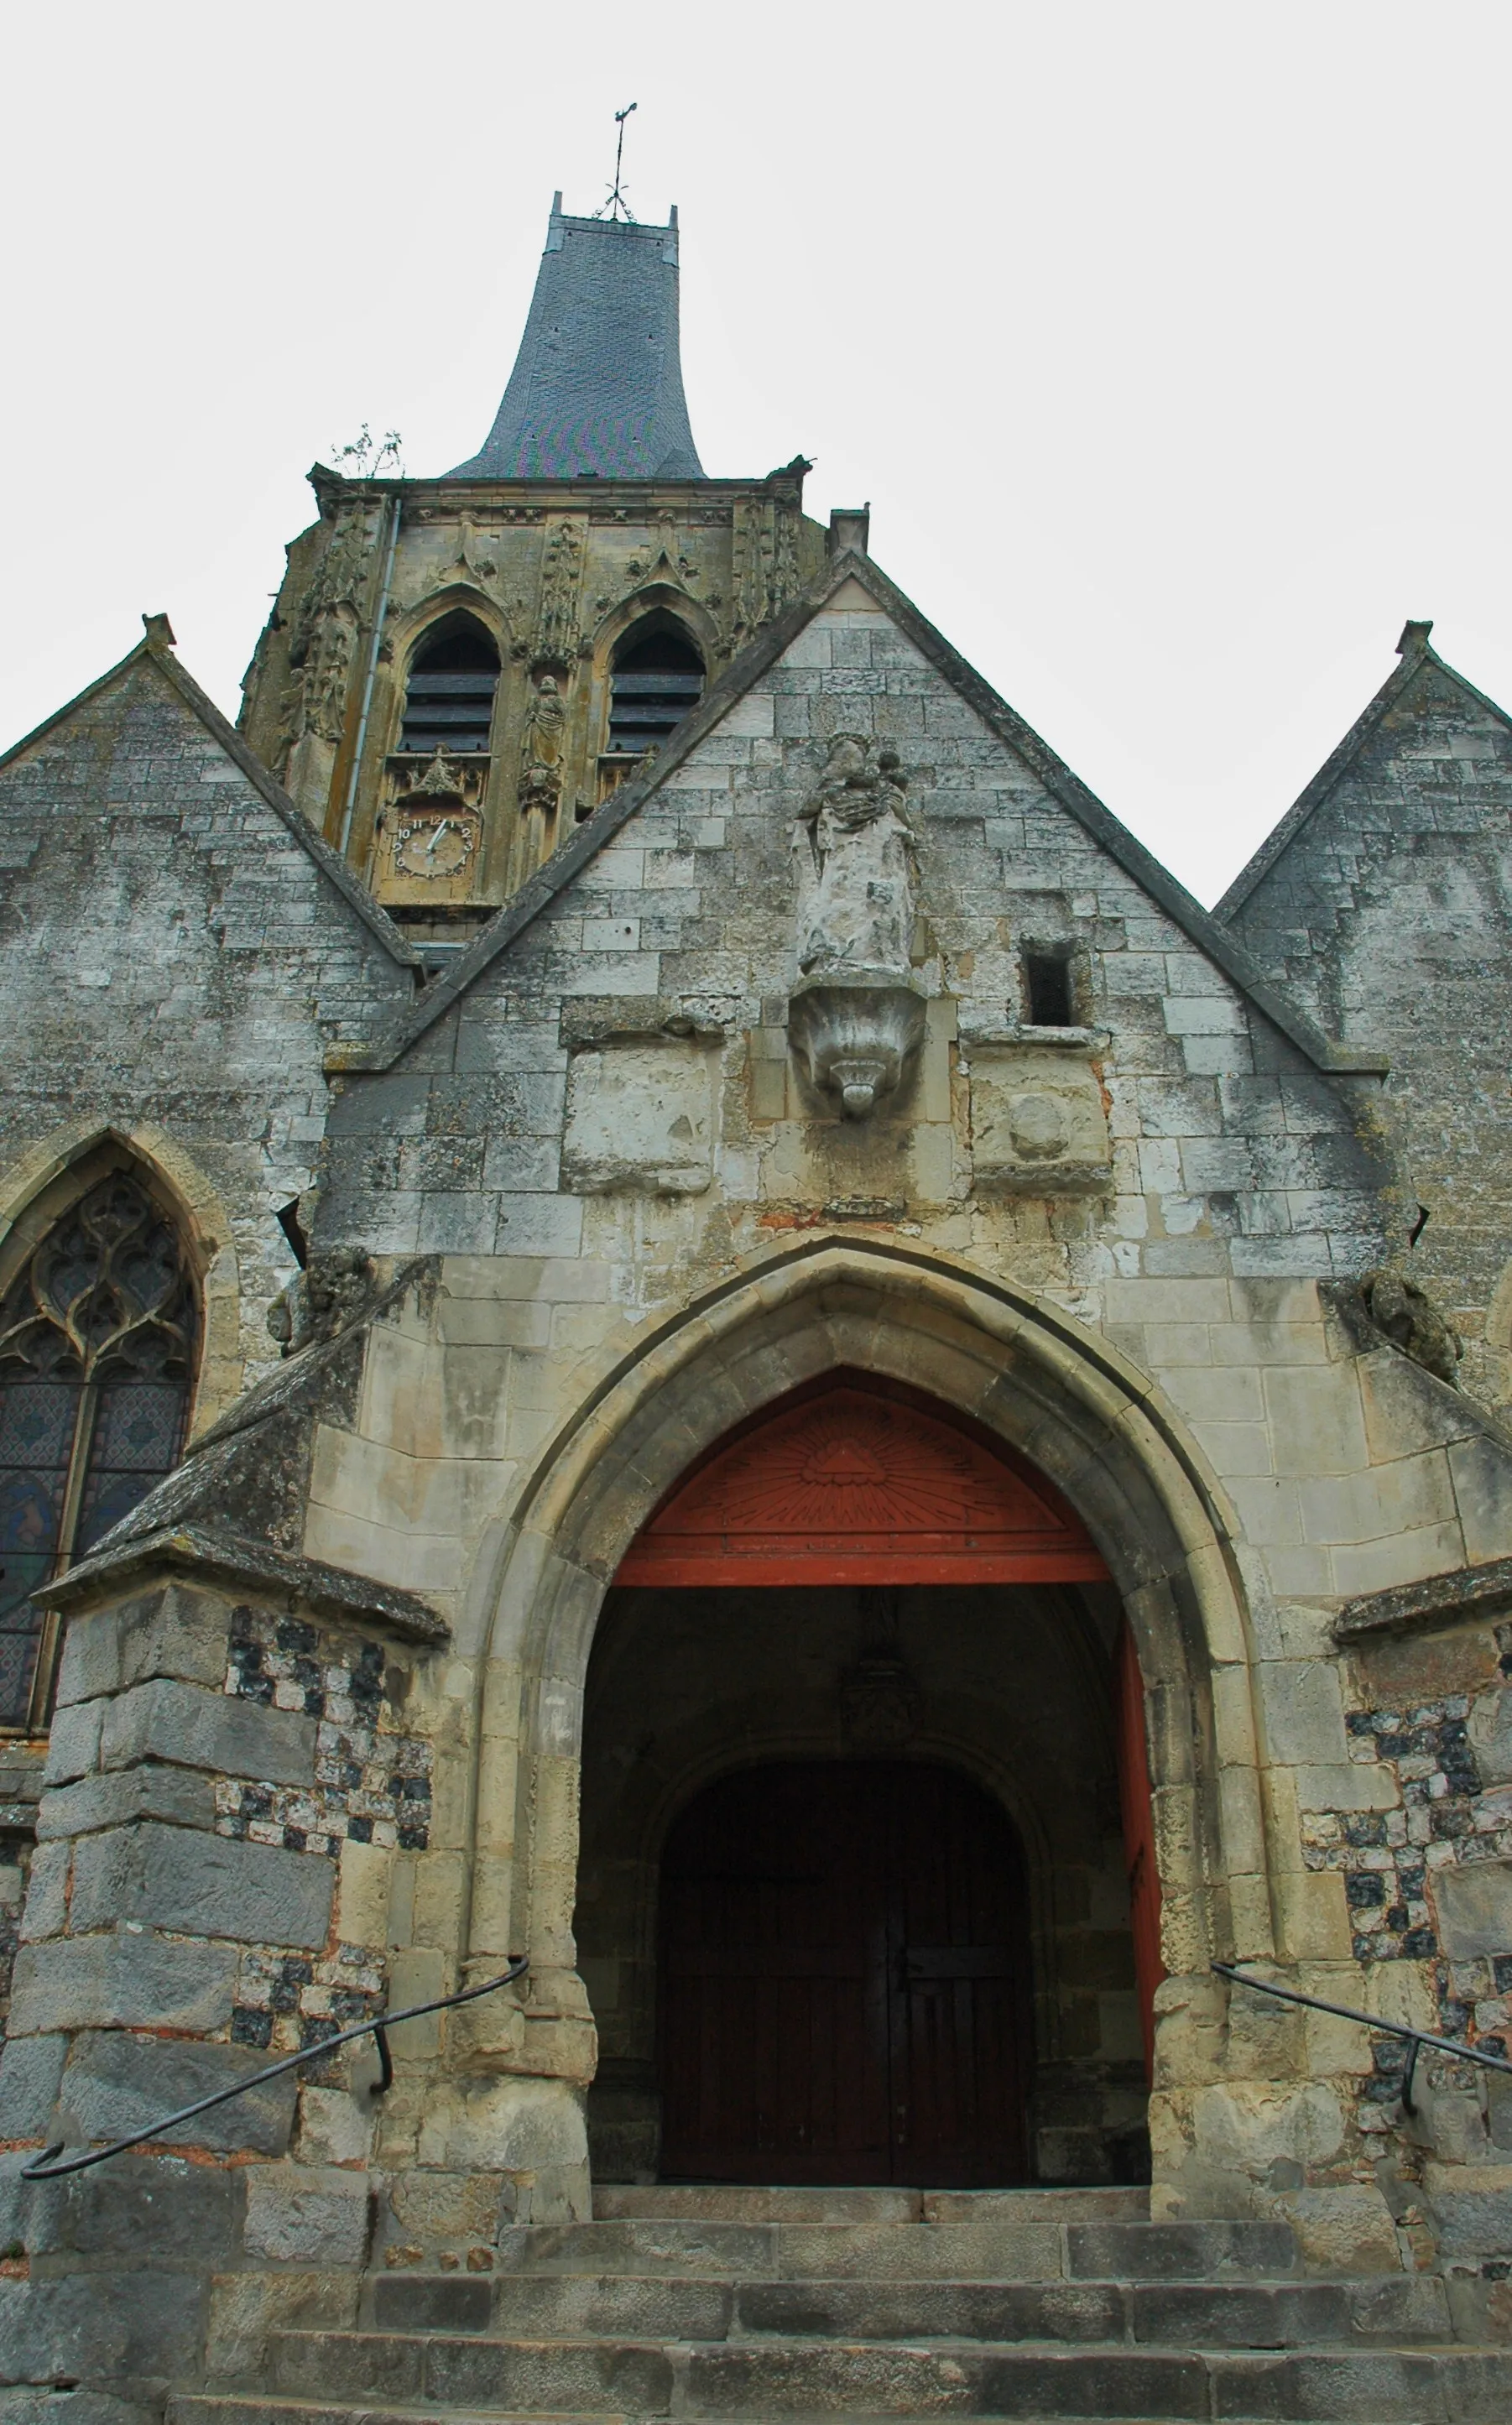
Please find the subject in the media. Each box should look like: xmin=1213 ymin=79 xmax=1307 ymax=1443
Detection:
xmin=660 ymin=1760 xmax=1032 ymax=2186
xmin=576 ymin=1373 xmax=1159 ymax=2188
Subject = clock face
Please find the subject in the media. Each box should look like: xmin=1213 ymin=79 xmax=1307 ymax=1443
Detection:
xmin=392 ymin=814 xmax=477 ymax=881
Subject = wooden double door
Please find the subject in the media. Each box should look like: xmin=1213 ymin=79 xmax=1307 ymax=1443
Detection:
xmin=659 ymin=1761 xmax=1032 ymax=2186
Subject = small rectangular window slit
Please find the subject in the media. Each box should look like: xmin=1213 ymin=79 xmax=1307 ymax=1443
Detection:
xmin=1024 ymin=950 xmax=1076 ymax=1029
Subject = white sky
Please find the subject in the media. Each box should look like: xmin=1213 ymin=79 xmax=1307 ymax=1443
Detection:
xmin=4 ymin=1 xmax=1508 ymax=906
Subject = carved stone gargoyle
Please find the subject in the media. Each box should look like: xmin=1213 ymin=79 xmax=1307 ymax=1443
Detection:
xmin=788 ymin=736 xmax=926 ymax=1119
xmin=1360 ymin=1265 xmax=1463 ymax=1386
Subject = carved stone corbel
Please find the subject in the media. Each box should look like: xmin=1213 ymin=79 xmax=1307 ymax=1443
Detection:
xmin=789 ymin=973 xmax=927 ymax=1119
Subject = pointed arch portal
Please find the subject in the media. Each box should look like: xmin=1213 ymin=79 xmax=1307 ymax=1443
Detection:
xmin=476 ymin=1235 xmax=1271 ymax=2197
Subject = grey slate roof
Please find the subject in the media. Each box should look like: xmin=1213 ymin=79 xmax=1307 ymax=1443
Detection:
xmin=447 ymin=200 xmax=704 ymax=481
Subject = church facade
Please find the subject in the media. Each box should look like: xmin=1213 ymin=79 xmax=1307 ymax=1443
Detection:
xmin=2 ymin=196 xmax=1511 ymax=2410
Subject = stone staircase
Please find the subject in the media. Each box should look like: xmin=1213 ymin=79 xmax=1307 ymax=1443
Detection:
xmin=170 ymin=2184 xmax=1504 ymax=2423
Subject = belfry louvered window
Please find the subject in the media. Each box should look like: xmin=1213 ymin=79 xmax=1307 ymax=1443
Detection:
xmin=399 ymin=620 xmax=500 ymax=756
xmin=607 ymin=626 xmax=704 ymax=757
xmin=0 ymin=1171 xmax=196 ymax=1729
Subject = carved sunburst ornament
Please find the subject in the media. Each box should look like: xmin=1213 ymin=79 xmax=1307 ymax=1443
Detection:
xmin=617 ymin=1385 xmax=1108 ymax=1587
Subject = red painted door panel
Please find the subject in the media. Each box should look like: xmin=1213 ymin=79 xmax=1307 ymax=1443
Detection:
xmin=659 ymin=1762 xmax=1031 ymax=2186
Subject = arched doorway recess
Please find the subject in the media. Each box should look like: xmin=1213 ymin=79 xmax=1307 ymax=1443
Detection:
xmin=464 ymin=1238 xmax=1270 ymax=2206
xmin=659 ymin=1761 xmax=1034 ymax=2187
xmin=578 ymin=1373 xmax=1150 ymax=2187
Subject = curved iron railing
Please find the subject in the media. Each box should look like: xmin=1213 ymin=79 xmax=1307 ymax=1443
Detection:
xmin=21 ymin=1954 xmax=528 ymax=2182
xmin=1214 ymin=1960 xmax=1512 ymax=2116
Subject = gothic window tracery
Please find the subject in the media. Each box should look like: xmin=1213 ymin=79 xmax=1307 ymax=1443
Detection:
xmin=0 ymin=1171 xmax=196 ymax=1729
xmin=398 ymin=618 xmax=500 ymax=757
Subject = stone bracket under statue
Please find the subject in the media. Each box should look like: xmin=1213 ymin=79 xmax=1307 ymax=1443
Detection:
xmin=789 ymin=735 xmax=927 ymax=1119
xmin=789 ymin=970 xmax=928 ymax=1119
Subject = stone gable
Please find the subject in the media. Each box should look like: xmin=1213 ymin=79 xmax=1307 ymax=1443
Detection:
xmin=1220 ymin=637 xmax=1512 ymax=1404
xmin=0 ymin=648 xmax=416 ymax=1393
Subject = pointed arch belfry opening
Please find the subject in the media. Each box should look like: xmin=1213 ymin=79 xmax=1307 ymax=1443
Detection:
xmin=0 ymin=1140 xmax=201 ymax=1730
xmin=463 ymin=1237 xmax=1271 ymax=2195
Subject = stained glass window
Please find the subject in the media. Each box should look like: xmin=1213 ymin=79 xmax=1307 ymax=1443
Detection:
xmin=0 ymin=1171 xmax=196 ymax=1729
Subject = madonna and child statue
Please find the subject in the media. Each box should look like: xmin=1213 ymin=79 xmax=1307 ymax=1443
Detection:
xmin=789 ymin=735 xmax=927 ymax=1119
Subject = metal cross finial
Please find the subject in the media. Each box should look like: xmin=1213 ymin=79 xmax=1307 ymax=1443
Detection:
xmin=597 ymin=102 xmax=638 ymax=222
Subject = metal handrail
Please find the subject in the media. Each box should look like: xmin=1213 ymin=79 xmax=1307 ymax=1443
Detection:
xmin=21 ymin=1954 xmax=528 ymax=2181
xmin=1213 ymin=1961 xmax=1512 ymax=2116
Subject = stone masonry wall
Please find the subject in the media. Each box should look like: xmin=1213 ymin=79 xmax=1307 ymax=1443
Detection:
xmin=0 ymin=1569 xmax=458 ymax=2397
xmin=288 ymin=587 xmax=1512 ymax=2266
xmin=1220 ymin=644 xmax=1512 ymax=1408
xmin=0 ymin=648 xmax=415 ymax=1405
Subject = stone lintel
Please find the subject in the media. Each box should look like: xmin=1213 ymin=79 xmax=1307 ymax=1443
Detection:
xmin=559 ymin=996 xmax=727 ymax=1051
xmin=1334 ymin=1552 xmax=1512 ymax=1644
xmin=957 ymin=1020 xmax=1111 ymax=1053
xmin=34 ymin=1524 xmax=449 ymax=1645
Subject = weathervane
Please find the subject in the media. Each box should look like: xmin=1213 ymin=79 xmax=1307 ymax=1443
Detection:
xmin=595 ymin=102 xmax=639 ymax=222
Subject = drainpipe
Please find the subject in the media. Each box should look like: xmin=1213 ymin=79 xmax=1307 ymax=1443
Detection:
xmin=339 ymin=488 xmax=403 ymax=860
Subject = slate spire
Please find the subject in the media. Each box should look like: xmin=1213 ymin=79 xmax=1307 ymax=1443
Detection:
xmin=447 ymin=195 xmax=704 ymax=481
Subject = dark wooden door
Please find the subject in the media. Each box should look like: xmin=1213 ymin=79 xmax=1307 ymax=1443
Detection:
xmin=659 ymin=1762 xmax=1031 ymax=2185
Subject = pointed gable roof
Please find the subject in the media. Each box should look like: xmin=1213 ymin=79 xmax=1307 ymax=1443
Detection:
xmin=0 ymin=623 xmax=420 ymax=971
xmin=340 ymin=551 xmax=1379 ymax=1078
xmin=446 ymin=198 xmax=703 ymax=481
xmin=1214 ymin=621 xmax=1512 ymax=926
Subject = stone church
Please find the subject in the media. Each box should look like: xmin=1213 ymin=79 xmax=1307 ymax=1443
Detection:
xmin=0 ymin=193 xmax=1510 ymax=2419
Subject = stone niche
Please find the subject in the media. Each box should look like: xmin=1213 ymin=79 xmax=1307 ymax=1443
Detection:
xmin=561 ymin=1040 xmax=717 ymax=1196
xmin=969 ymin=1045 xmax=1112 ymax=1193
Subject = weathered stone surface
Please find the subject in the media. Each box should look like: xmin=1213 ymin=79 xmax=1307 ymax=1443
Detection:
xmin=0 ymin=2267 xmax=208 ymax=2389
xmin=43 ymin=1699 xmax=103 ymax=1787
xmin=55 ymin=1584 xmax=230 ymax=1709
xmin=35 ymin=1764 xmax=216 ymax=1843
xmin=202 ymin=2270 xmax=361 ymax=2387
xmin=1431 ymin=1858 xmax=1512 ymax=1961
xmin=98 ymin=1678 xmax=316 ymax=1787
xmin=970 ymin=1045 xmax=1113 ymax=1192
xmin=8 ymin=1930 xmax=239 ymax=2036
xmin=0 ymin=2034 xmax=66 ymax=2137
xmin=1469 ymin=1684 xmax=1512 ymax=1786
xmin=0 ymin=2392 xmax=157 ymax=2425
xmin=560 ymin=1040 xmax=715 ymax=1195
xmin=57 ymin=2031 xmax=297 ymax=2156
xmin=70 ymin=1821 xmax=332 ymax=1948
xmin=23 ymin=2151 xmax=242 ymax=2262
xmin=242 ymin=2164 xmax=372 ymax=2266
xmin=18 ymin=1839 xmax=68 ymax=1937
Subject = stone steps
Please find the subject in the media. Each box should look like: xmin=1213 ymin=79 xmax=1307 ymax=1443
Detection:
xmin=201 ymin=2334 xmax=1511 ymax=2419
xmin=590 ymin=2188 xmax=1150 ymax=2225
xmin=488 ymin=2217 xmax=1301 ymax=2283
xmin=371 ymin=2269 xmax=1452 ymax=2347
xmin=179 ymin=2189 xmax=1506 ymax=2423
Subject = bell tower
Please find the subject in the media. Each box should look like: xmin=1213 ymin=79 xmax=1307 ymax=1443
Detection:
xmin=239 ymin=195 xmax=827 ymax=966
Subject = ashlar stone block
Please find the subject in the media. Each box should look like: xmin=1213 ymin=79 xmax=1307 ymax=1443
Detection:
xmin=8 ymin=1928 xmax=238 ymax=2036
xmin=58 ymin=2031 xmax=296 ymax=2156
xmin=243 ymin=2163 xmax=372 ymax=2265
xmin=1432 ymin=1858 xmax=1512 ymax=1961
xmin=70 ymin=1819 xmax=332 ymax=1949
xmin=968 ymin=1046 xmax=1112 ymax=1193
xmin=561 ymin=1040 xmax=716 ymax=1197
xmin=98 ymin=1677 xmax=316 ymax=1786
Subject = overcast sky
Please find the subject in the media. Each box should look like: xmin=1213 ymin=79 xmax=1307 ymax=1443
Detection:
xmin=5 ymin=2 xmax=1508 ymax=905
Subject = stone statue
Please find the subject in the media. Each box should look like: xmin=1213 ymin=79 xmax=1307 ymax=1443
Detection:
xmin=519 ymin=674 xmax=567 ymax=813
xmin=794 ymin=736 xmax=917 ymax=978
xmin=534 ymin=518 xmax=586 ymax=665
